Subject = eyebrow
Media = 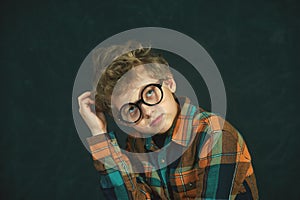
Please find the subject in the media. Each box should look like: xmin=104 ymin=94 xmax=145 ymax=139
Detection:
xmin=130 ymin=85 xmax=146 ymax=104
xmin=118 ymin=81 xmax=157 ymax=110
xmin=134 ymin=80 xmax=161 ymax=101
xmin=115 ymin=85 xmax=142 ymax=111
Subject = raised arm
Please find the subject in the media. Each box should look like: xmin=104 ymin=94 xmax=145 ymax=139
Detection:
xmin=78 ymin=91 xmax=154 ymax=200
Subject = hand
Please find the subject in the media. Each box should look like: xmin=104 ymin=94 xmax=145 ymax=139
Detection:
xmin=78 ymin=91 xmax=107 ymax=136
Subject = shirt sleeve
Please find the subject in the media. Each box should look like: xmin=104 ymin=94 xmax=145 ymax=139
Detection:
xmin=197 ymin=115 xmax=259 ymax=199
xmin=86 ymin=132 xmax=153 ymax=200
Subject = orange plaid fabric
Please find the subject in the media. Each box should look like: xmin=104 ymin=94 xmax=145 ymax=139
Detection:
xmin=87 ymin=97 xmax=258 ymax=199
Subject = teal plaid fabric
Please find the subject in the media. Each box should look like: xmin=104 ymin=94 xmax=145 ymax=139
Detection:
xmin=87 ymin=97 xmax=258 ymax=199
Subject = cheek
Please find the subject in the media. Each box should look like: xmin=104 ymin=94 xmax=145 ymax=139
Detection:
xmin=160 ymin=97 xmax=176 ymax=113
xmin=132 ymin=120 xmax=148 ymax=131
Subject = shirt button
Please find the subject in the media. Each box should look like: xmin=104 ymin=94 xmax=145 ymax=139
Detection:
xmin=161 ymin=159 xmax=165 ymax=163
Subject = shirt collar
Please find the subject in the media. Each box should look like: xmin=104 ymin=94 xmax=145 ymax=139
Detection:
xmin=144 ymin=97 xmax=198 ymax=150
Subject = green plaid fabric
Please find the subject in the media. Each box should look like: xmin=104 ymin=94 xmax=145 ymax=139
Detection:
xmin=87 ymin=97 xmax=258 ymax=199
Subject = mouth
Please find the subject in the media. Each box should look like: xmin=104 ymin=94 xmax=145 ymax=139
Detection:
xmin=150 ymin=114 xmax=164 ymax=127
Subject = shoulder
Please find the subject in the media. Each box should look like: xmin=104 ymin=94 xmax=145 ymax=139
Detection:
xmin=193 ymin=110 xmax=246 ymax=152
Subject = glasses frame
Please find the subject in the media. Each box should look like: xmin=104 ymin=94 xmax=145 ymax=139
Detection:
xmin=118 ymin=80 xmax=164 ymax=124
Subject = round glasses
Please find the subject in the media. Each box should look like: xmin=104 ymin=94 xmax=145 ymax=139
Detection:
xmin=118 ymin=82 xmax=164 ymax=124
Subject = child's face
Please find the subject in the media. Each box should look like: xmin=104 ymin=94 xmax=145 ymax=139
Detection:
xmin=111 ymin=66 xmax=178 ymax=134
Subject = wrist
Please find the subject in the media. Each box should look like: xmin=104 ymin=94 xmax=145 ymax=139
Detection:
xmin=91 ymin=129 xmax=107 ymax=136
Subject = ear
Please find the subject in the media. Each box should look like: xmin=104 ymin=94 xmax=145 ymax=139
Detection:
xmin=164 ymin=77 xmax=176 ymax=93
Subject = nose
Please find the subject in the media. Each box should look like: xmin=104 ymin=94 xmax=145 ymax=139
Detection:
xmin=140 ymin=104 xmax=154 ymax=119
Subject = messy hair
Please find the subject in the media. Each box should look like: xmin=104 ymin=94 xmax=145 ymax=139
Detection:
xmin=92 ymin=41 xmax=171 ymax=115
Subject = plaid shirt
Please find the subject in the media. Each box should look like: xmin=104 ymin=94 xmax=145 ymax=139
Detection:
xmin=87 ymin=97 xmax=258 ymax=199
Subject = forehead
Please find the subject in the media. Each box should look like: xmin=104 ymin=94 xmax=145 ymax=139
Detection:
xmin=111 ymin=66 xmax=159 ymax=110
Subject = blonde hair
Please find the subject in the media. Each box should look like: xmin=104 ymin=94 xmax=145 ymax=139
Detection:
xmin=92 ymin=41 xmax=171 ymax=115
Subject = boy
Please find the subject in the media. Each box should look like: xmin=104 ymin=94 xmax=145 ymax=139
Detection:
xmin=78 ymin=41 xmax=258 ymax=199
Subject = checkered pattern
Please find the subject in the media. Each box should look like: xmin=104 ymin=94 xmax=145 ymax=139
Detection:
xmin=87 ymin=98 xmax=258 ymax=199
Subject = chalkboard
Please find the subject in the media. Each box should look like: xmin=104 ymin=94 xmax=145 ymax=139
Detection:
xmin=1 ymin=0 xmax=299 ymax=199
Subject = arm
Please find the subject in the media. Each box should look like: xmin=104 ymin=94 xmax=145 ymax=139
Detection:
xmin=78 ymin=91 xmax=153 ymax=200
xmin=86 ymin=132 xmax=154 ymax=200
xmin=197 ymin=115 xmax=259 ymax=199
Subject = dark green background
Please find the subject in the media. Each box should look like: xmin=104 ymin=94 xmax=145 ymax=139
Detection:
xmin=1 ymin=0 xmax=299 ymax=199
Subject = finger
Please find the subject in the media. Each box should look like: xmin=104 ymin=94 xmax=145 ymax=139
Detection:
xmin=79 ymin=99 xmax=94 ymax=115
xmin=80 ymin=98 xmax=95 ymax=107
xmin=78 ymin=91 xmax=91 ymax=102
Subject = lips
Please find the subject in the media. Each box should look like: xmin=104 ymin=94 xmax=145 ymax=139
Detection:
xmin=150 ymin=114 xmax=163 ymax=127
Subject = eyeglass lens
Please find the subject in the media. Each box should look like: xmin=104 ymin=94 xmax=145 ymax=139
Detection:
xmin=120 ymin=84 xmax=163 ymax=123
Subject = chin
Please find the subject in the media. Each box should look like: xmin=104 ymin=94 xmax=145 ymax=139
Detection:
xmin=137 ymin=116 xmax=174 ymax=134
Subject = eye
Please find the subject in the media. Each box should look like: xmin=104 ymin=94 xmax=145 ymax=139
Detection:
xmin=128 ymin=106 xmax=136 ymax=114
xmin=146 ymin=89 xmax=154 ymax=97
xmin=127 ymin=106 xmax=139 ymax=118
